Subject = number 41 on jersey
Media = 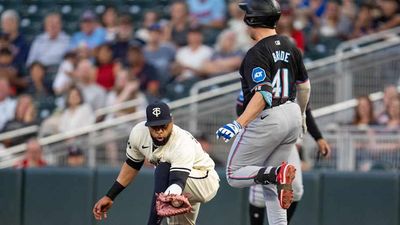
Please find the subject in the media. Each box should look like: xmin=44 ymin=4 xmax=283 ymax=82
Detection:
xmin=272 ymin=68 xmax=289 ymax=98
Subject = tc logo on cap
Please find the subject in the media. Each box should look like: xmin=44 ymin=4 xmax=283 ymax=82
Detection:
xmin=145 ymin=101 xmax=172 ymax=127
xmin=152 ymin=107 xmax=161 ymax=117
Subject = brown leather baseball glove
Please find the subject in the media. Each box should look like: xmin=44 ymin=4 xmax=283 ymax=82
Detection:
xmin=155 ymin=192 xmax=192 ymax=217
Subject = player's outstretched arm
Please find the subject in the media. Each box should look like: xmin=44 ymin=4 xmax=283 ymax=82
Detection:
xmin=93 ymin=162 xmax=140 ymax=220
xmin=216 ymin=92 xmax=266 ymax=142
xmin=236 ymin=92 xmax=266 ymax=127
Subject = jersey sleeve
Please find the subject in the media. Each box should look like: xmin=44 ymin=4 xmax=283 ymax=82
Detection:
xmin=126 ymin=125 xmax=145 ymax=163
xmin=242 ymin=49 xmax=273 ymax=94
xmin=293 ymin=47 xmax=309 ymax=84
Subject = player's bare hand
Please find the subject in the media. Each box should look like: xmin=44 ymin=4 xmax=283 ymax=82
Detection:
xmin=93 ymin=196 xmax=113 ymax=220
xmin=317 ymin=139 xmax=331 ymax=158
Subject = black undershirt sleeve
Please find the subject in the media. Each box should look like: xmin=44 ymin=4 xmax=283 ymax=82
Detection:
xmin=306 ymin=107 xmax=323 ymax=141
xmin=125 ymin=158 xmax=144 ymax=171
xmin=169 ymin=171 xmax=190 ymax=190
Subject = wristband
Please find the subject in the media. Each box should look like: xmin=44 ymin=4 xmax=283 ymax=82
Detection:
xmin=106 ymin=181 xmax=125 ymax=201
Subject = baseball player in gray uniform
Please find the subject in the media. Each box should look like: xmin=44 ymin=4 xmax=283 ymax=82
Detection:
xmin=237 ymin=91 xmax=331 ymax=224
xmin=93 ymin=101 xmax=220 ymax=225
xmin=215 ymin=0 xmax=311 ymax=225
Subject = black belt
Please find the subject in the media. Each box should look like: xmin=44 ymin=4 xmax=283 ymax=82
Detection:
xmin=271 ymin=98 xmax=295 ymax=108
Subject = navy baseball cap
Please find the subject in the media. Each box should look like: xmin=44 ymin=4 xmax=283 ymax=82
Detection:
xmin=148 ymin=23 xmax=162 ymax=31
xmin=67 ymin=146 xmax=83 ymax=156
xmin=80 ymin=10 xmax=97 ymax=22
xmin=145 ymin=102 xmax=172 ymax=127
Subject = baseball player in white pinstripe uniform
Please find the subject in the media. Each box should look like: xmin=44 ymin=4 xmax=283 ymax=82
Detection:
xmin=93 ymin=101 xmax=220 ymax=225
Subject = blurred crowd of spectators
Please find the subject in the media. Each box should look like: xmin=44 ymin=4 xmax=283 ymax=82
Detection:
xmin=352 ymin=85 xmax=399 ymax=129
xmin=0 ymin=0 xmax=399 ymax=167
xmin=344 ymin=85 xmax=400 ymax=170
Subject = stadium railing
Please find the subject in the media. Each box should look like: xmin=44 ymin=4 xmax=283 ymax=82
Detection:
xmin=305 ymin=126 xmax=400 ymax=171
xmin=0 ymin=125 xmax=39 ymax=142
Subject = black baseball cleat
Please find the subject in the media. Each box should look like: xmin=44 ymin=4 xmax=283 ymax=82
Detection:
xmin=276 ymin=162 xmax=296 ymax=209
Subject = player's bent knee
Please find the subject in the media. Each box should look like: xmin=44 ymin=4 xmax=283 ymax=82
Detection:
xmin=226 ymin=176 xmax=247 ymax=188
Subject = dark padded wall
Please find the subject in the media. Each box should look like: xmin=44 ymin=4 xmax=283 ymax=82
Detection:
xmin=93 ymin=168 xmax=248 ymax=225
xmin=291 ymin=172 xmax=322 ymax=225
xmin=197 ymin=169 xmax=248 ymax=225
xmin=23 ymin=168 xmax=94 ymax=225
xmin=2 ymin=168 xmax=399 ymax=225
xmin=0 ymin=169 xmax=23 ymax=225
xmin=93 ymin=167 xmax=154 ymax=225
xmin=320 ymin=172 xmax=400 ymax=225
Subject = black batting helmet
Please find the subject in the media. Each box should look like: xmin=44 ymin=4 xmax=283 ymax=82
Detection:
xmin=239 ymin=0 xmax=281 ymax=29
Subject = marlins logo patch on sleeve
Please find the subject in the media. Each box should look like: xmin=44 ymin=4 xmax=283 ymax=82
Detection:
xmin=252 ymin=67 xmax=266 ymax=83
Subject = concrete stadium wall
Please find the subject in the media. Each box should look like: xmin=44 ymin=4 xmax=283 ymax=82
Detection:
xmin=0 ymin=168 xmax=399 ymax=225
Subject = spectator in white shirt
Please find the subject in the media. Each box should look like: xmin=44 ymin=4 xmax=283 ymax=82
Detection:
xmin=52 ymin=51 xmax=78 ymax=96
xmin=136 ymin=10 xmax=159 ymax=42
xmin=173 ymin=25 xmax=213 ymax=81
xmin=377 ymin=85 xmax=398 ymax=125
xmin=166 ymin=25 xmax=213 ymax=100
xmin=227 ymin=0 xmax=253 ymax=51
xmin=200 ymin=29 xmax=243 ymax=77
xmin=26 ymin=13 xmax=70 ymax=67
xmin=75 ymin=59 xmax=107 ymax=111
xmin=58 ymin=86 xmax=95 ymax=133
xmin=101 ymin=6 xmax=119 ymax=42
xmin=0 ymin=77 xmax=16 ymax=131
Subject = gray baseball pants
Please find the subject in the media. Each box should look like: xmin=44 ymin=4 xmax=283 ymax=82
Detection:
xmin=226 ymin=101 xmax=302 ymax=225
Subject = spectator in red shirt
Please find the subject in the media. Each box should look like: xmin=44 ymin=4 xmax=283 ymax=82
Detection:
xmin=15 ymin=138 xmax=47 ymax=168
xmin=95 ymin=43 xmax=116 ymax=91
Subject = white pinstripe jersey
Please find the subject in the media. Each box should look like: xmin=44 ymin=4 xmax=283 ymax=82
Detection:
xmin=126 ymin=121 xmax=215 ymax=173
